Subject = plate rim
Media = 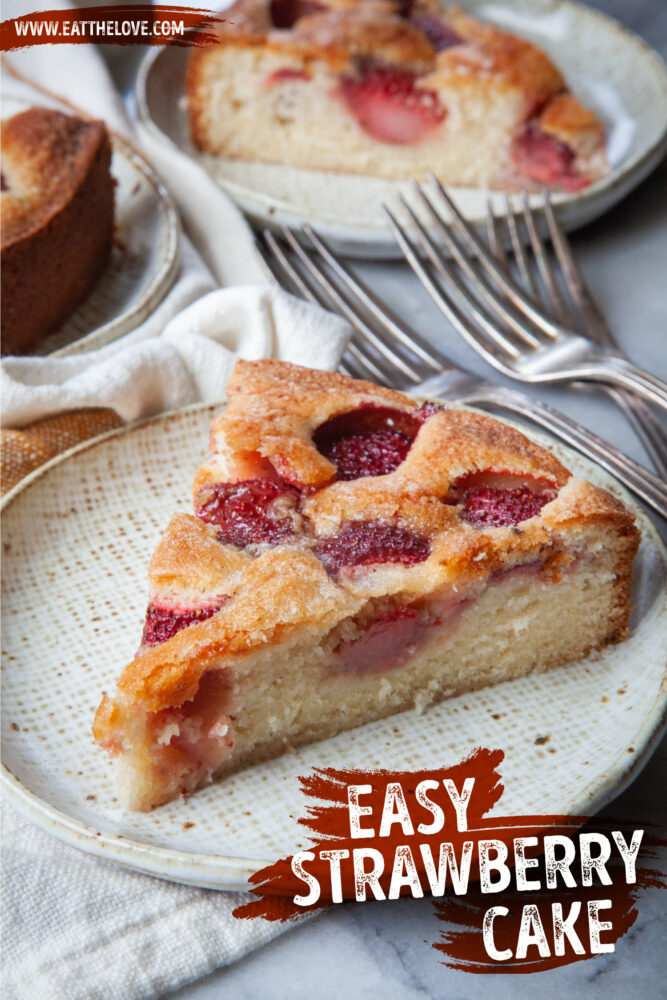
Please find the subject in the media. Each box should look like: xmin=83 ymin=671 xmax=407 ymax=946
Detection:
xmin=48 ymin=132 xmax=182 ymax=358
xmin=134 ymin=0 xmax=667 ymax=257
xmin=2 ymin=400 xmax=666 ymax=891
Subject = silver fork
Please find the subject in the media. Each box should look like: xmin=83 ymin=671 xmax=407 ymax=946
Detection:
xmin=256 ymin=225 xmax=667 ymax=519
xmin=383 ymin=178 xmax=667 ymax=418
xmin=388 ymin=181 xmax=667 ymax=476
xmin=521 ymin=192 xmax=667 ymax=475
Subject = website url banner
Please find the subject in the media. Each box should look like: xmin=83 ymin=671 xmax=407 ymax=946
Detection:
xmin=0 ymin=5 xmax=223 ymax=51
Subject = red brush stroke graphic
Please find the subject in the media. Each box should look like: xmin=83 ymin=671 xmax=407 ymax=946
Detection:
xmin=232 ymin=749 xmax=666 ymax=973
xmin=432 ymin=847 xmax=665 ymax=974
xmin=0 ymin=6 xmax=223 ymax=52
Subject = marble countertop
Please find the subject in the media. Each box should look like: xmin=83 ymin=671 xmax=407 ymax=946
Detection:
xmin=116 ymin=2 xmax=666 ymax=996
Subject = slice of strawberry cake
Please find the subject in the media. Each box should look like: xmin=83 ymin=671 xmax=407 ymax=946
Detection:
xmin=94 ymin=361 xmax=638 ymax=810
xmin=186 ymin=0 xmax=607 ymax=190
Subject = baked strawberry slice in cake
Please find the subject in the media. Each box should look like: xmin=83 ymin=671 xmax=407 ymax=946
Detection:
xmin=187 ymin=0 xmax=607 ymax=190
xmin=94 ymin=361 xmax=638 ymax=810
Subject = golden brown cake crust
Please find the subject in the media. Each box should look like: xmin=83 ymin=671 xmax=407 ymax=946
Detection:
xmin=209 ymin=358 xmax=569 ymax=491
xmin=290 ymin=8 xmax=437 ymax=70
xmin=427 ymin=7 xmax=564 ymax=100
xmin=147 ymin=513 xmax=254 ymax=601
xmin=1 ymin=108 xmax=109 ymax=245
xmin=1 ymin=107 xmax=114 ymax=355
xmin=203 ymin=360 xmax=416 ymax=490
xmin=189 ymin=0 xmax=565 ymax=97
xmin=94 ymin=360 xmax=639 ymax=743
xmin=538 ymin=92 xmax=605 ymax=145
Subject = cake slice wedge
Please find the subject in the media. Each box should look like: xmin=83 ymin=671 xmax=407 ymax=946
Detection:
xmin=94 ymin=361 xmax=639 ymax=810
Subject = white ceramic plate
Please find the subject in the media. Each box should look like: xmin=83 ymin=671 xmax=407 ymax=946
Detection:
xmin=1 ymin=94 xmax=181 ymax=356
xmin=136 ymin=0 xmax=667 ymax=258
xmin=1 ymin=403 xmax=666 ymax=891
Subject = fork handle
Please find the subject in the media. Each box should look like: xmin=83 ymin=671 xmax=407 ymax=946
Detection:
xmin=606 ymin=388 xmax=667 ymax=479
xmin=457 ymin=386 xmax=667 ymax=520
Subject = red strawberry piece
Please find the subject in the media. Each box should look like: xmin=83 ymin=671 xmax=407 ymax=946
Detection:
xmin=315 ymin=521 xmax=430 ymax=574
xmin=225 ymin=451 xmax=284 ymax=484
xmin=338 ymin=67 xmax=446 ymax=145
xmin=414 ymin=401 xmax=445 ymax=423
xmin=323 ymin=429 xmax=411 ymax=480
xmin=142 ymin=602 xmax=225 ymax=647
xmin=394 ymin=0 xmax=416 ymax=17
xmin=265 ymin=67 xmax=311 ymax=87
xmin=332 ymin=605 xmax=430 ymax=675
xmin=314 ymin=404 xmax=419 ymax=480
xmin=195 ymin=479 xmax=300 ymax=546
xmin=409 ymin=14 xmax=462 ymax=51
xmin=462 ymin=485 xmax=554 ymax=528
xmin=269 ymin=0 xmax=324 ymax=29
xmin=512 ymin=123 xmax=589 ymax=191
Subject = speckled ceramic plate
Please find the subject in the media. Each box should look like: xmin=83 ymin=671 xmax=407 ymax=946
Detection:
xmin=1 ymin=403 xmax=666 ymax=891
xmin=1 ymin=94 xmax=181 ymax=356
xmin=136 ymin=0 xmax=667 ymax=257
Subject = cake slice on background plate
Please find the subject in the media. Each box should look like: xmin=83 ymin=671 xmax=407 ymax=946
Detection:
xmin=187 ymin=0 xmax=608 ymax=190
xmin=94 ymin=361 xmax=639 ymax=811
xmin=1 ymin=107 xmax=114 ymax=356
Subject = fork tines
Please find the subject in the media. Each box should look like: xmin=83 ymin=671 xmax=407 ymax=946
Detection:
xmin=383 ymin=179 xmax=570 ymax=370
xmin=256 ymin=224 xmax=452 ymax=389
xmin=384 ymin=176 xmax=667 ymax=474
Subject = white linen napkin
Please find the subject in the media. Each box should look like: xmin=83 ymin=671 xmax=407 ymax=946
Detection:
xmin=1 ymin=6 xmax=348 ymax=998
xmin=1 ymin=283 xmax=350 ymax=426
xmin=1 ymin=803 xmax=303 ymax=1000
